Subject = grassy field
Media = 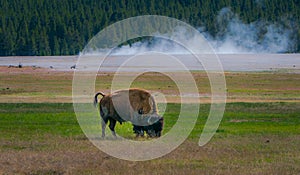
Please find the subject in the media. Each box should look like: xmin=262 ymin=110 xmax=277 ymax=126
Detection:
xmin=0 ymin=102 xmax=299 ymax=174
xmin=0 ymin=66 xmax=300 ymax=174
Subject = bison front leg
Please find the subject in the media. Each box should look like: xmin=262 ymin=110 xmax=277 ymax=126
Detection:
xmin=133 ymin=125 xmax=144 ymax=137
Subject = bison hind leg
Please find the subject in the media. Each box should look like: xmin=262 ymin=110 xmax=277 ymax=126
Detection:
xmin=101 ymin=118 xmax=108 ymax=138
xmin=108 ymin=119 xmax=117 ymax=137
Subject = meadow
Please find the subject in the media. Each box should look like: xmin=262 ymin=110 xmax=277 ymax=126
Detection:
xmin=0 ymin=66 xmax=300 ymax=174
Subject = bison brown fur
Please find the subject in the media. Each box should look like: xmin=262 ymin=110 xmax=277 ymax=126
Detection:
xmin=94 ymin=88 xmax=163 ymax=138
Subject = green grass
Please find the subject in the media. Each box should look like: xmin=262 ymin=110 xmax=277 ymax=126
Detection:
xmin=0 ymin=103 xmax=82 ymax=141
xmin=219 ymin=102 xmax=300 ymax=135
xmin=1 ymin=102 xmax=299 ymax=141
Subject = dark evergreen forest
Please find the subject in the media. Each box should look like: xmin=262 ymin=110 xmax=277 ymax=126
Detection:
xmin=0 ymin=0 xmax=299 ymax=56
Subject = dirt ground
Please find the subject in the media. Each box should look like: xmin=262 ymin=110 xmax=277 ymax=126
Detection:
xmin=0 ymin=135 xmax=299 ymax=175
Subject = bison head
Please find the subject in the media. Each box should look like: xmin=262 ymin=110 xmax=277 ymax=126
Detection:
xmin=145 ymin=117 xmax=164 ymax=137
xmin=133 ymin=117 xmax=164 ymax=137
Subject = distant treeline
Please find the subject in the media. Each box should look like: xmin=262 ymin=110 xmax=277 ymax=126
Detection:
xmin=0 ymin=0 xmax=299 ymax=56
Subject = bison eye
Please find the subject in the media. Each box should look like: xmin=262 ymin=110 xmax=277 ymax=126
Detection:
xmin=138 ymin=109 xmax=144 ymax=114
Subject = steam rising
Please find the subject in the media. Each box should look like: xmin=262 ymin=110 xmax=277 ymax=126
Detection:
xmin=109 ymin=8 xmax=295 ymax=55
xmin=207 ymin=7 xmax=294 ymax=53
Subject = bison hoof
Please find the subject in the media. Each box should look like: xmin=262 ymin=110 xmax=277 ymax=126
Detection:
xmin=135 ymin=133 xmax=144 ymax=137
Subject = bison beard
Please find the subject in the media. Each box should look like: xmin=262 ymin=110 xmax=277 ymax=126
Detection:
xmin=94 ymin=88 xmax=164 ymax=138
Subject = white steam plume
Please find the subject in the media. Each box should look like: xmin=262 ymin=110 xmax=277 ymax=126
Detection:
xmin=91 ymin=7 xmax=295 ymax=55
xmin=207 ymin=7 xmax=294 ymax=53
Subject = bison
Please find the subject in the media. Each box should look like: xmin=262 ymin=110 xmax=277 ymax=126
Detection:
xmin=94 ymin=88 xmax=163 ymax=138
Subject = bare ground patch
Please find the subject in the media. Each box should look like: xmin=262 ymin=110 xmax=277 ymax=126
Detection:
xmin=0 ymin=135 xmax=299 ymax=174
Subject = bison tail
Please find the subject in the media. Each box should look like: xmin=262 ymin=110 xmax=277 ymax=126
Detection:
xmin=94 ymin=92 xmax=105 ymax=107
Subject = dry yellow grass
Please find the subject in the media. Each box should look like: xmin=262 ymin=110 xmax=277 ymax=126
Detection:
xmin=0 ymin=134 xmax=299 ymax=174
xmin=1 ymin=66 xmax=300 ymax=103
